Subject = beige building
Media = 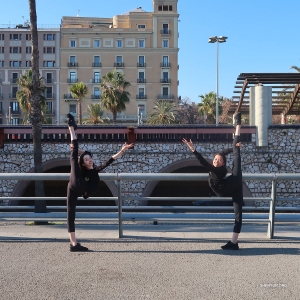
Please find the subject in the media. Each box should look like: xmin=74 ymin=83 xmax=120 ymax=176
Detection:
xmin=60 ymin=0 xmax=179 ymax=124
xmin=0 ymin=24 xmax=60 ymax=125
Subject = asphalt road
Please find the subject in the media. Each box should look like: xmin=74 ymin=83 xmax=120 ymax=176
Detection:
xmin=0 ymin=237 xmax=299 ymax=300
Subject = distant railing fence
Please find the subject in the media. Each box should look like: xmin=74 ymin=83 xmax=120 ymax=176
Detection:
xmin=0 ymin=173 xmax=300 ymax=239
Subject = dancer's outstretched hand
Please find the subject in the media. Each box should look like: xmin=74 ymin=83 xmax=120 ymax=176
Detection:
xmin=182 ymin=138 xmax=195 ymax=152
xmin=121 ymin=142 xmax=134 ymax=152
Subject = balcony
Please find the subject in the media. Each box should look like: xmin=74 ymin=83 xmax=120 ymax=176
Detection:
xmin=11 ymin=109 xmax=21 ymax=115
xmin=10 ymin=78 xmax=18 ymax=84
xmin=67 ymin=78 xmax=78 ymax=83
xmin=160 ymin=62 xmax=171 ymax=68
xmin=45 ymin=93 xmax=54 ymax=99
xmin=137 ymin=62 xmax=146 ymax=67
xmin=91 ymin=94 xmax=101 ymax=99
xmin=136 ymin=95 xmax=147 ymax=99
xmin=137 ymin=78 xmax=146 ymax=83
xmin=92 ymin=78 xmax=101 ymax=83
xmin=161 ymin=78 xmax=171 ymax=84
xmin=9 ymin=93 xmax=17 ymax=98
xmin=45 ymin=78 xmax=53 ymax=83
xmin=92 ymin=62 xmax=102 ymax=67
xmin=157 ymin=94 xmax=174 ymax=100
xmin=160 ymin=29 xmax=171 ymax=35
xmin=48 ymin=109 xmax=55 ymax=115
xmin=63 ymin=94 xmax=74 ymax=99
xmin=67 ymin=62 xmax=78 ymax=67
xmin=114 ymin=62 xmax=124 ymax=68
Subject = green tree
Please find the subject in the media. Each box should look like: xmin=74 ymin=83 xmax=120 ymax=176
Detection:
xmin=84 ymin=103 xmax=110 ymax=125
xmin=146 ymin=101 xmax=177 ymax=124
xmin=69 ymin=82 xmax=88 ymax=125
xmin=100 ymin=69 xmax=130 ymax=123
xmin=16 ymin=69 xmax=51 ymax=124
xmin=27 ymin=0 xmax=46 ymax=214
xmin=198 ymin=92 xmax=224 ymax=124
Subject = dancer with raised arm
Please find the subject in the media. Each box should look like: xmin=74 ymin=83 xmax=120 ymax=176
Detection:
xmin=183 ymin=112 xmax=243 ymax=250
xmin=66 ymin=113 xmax=133 ymax=252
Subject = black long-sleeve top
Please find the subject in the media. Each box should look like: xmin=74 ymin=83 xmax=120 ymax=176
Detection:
xmin=83 ymin=157 xmax=115 ymax=198
xmin=193 ymin=148 xmax=233 ymax=193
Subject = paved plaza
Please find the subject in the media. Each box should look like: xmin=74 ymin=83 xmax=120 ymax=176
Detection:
xmin=0 ymin=222 xmax=299 ymax=300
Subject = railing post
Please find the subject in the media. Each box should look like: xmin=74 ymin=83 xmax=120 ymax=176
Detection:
xmin=117 ymin=176 xmax=123 ymax=238
xmin=267 ymin=177 xmax=277 ymax=239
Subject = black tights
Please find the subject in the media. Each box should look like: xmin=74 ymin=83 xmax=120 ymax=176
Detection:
xmin=67 ymin=140 xmax=86 ymax=233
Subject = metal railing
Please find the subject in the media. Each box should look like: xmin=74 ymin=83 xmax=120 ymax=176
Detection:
xmin=0 ymin=173 xmax=300 ymax=239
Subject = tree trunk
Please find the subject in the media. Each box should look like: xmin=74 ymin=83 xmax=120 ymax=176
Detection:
xmin=113 ymin=111 xmax=117 ymax=124
xmin=78 ymin=98 xmax=82 ymax=125
xmin=29 ymin=0 xmax=47 ymax=216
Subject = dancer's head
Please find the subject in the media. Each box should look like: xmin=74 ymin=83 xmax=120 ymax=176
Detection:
xmin=79 ymin=151 xmax=94 ymax=170
xmin=213 ymin=153 xmax=226 ymax=167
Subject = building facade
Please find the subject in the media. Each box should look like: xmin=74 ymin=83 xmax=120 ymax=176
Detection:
xmin=60 ymin=0 xmax=179 ymax=123
xmin=0 ymin=25 xmax=60 ymax=125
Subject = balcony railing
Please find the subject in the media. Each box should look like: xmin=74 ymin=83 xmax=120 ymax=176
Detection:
xmin=45 ymin=78 xmax=53 ymax=83
xmin=114 ymin=62 xmax=124 ymax=67
xmin=160 ymin=29 xmax=171 ymax=35
xmin=67 ymin=62 xmax=78 ymax=67
xmin=67 ymin=78 xmax=78 ymax=83
xmin=45 ymin=93 xmax=54 ymax=99
xmin=10 ymin=78 xmax=18 ymax=84
xmin=136 ymin=95 xmax=147 ymax=99
xmin=91 ymin=94 xmax=101 ymax=99
xmin=63 ymin=94 xmax=74 ymax=99
xmin=161 ymin=78 xmax=171 ymax=83
xmin=160 ymin=62 xmax=171 ymax=68
xmin=137 ymin=78 xmax=146 ymax=83
xmin=92 ymin=62 xmax=102 ymax=67
xmin=9 ymin=93 xmax=17 ymax=98
xmin=92 ymin=78 xmax=101 ymax=83
xmin=11 ymin=109 xmax=21 ymax=114
xmin=157 ymin=94 xmax=174 ymax=100
xmin=137 ymin=62 xmax=146 ymax=67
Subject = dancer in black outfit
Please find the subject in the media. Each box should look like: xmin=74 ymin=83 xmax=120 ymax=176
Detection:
xmin=66 ymin=113 xmax=133 ymax=252
xmin=183 ymin=112 xmax=243 ymax=250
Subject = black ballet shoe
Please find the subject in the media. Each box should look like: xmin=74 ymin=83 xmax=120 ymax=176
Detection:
xmin=66 ymin=113 xmax=77 ymax=130
xmin=233 ymin=112 xmax=241 ymax=127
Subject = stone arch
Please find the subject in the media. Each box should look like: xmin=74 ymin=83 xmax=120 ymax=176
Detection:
xmin=142 ymin=158 xmax=253 ymax=205
xmin=10 ymin=158 xmax=118 ymax=205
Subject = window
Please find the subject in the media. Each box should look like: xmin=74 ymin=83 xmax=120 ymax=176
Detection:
xmin=26 ymin=34 xmax=31 ymax=40
xmin=12 ymin=73 xmax=18 ymax=83
xmin=11 ymin=118 xmax=19 ymax=125
xmin=46 ymin=101 xmax=53 ymax=113
xmin=0 ymin=47 xmax=4 ymax=53
xmin=70 ymin=39 xmax=76 ymax=47
xmin=163 ymin=72 xmax=169 ymax=80
xmin=69 ymin=72 xmax=76 ymax=83
xmin=162 ymin=87 xmax=169 ymax=96
xmin=138 ymin=56 xmax=145 ymax=66
xmin=162 ymin=23 xmax=169 ymax=33
xmin=43 ymin=61 xmax=56 ymax=67
xmin=138 ymin=88 xmax=145 ymax=97
xmin=0 ymin=34 xmax=4 ymax=40
xmin=116 ymin=56 xmax=122 ymax=63
xmin=0 ymin=102 xmax=2 ymax=112
xmin=26 ymin=47 xmax=32 ymax=53
xmin=137 ymin=25 xmax=146 ymax=28
xmin=70 ymin=56 xmax=76 ymax=63
xmin=45 ymin=87 xmax=53 ymax=98
xmin=162 ymin=40 xmax=169 ymax=48
xmin=69 ymin=104 xmax=76 ymax=114
xmin=138 ymin=39 xmax=145 ymax=48
xmin=11 ymin=101 xmax=19 ymax=112
xmin=43 ymin=34 xmax=55 ymax=40
xmin=116 ymin=40 xmax=122 ymax=48
xmin=94 ymin=72 xmax=100 ymax=83
xmin=46 ymin=73 xmax=53 ymax=83
xmin=138 ymin=104 xmax=145 ymax=116
xmin=43 ymin=47 xmax=55 ymax=53
xmin=162 ymin=56 xmax=169 ymax=67
xmin=10 ymin=61 xmax=22 ymax=67
xmin=10 ymin=47 xmax=21 ymax=53
xmin=158 ymin=5 xmax=172 ymax=11
xmin=93 ymin=87 xmax=100 ymax=98
xmin=94 ymin=39 xmax=100 ymax=48
xmin=138 ymin=72 xmax=145 ymax=82
xmin=26 ymin=61 xmax=31 ymax=67
xmin=10 ymin=34 xmax=22 ymax=40
xmin=0 ymin=61 xmax=4 ymax=67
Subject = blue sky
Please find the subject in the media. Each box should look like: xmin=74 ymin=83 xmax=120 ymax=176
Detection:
xmin=1 ymin=0 xmax=300 ymax=103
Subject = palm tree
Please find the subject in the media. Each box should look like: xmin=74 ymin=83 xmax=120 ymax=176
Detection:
xmin=100 ymin=69 xmax=130 ymax=123
xmin=28 ymin=0 xmax=46 ymax=214
xmin=16 ymin=69 xmax=51 ymax=124
xmin=84 ymin=103 xmax=110 ymax=125
xmin=69 ymin=82 xmax=88 ymax=125
xmin=146 ymin=101 xmax=177 ymax=124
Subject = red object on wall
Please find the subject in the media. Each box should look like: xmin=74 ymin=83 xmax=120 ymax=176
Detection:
xmin=127 ymin=127 xmax=135 ymax=146
xmin=0 ymin=129 xmax=4 ymax=148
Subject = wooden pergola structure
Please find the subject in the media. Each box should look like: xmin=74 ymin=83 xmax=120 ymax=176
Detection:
xmin=229 ymin=73 xmax=300 ymax=115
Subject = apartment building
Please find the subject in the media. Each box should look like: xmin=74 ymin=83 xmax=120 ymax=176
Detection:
xmin=60 ymin=0 xmax=179 ymax=123
xmin=0 ymin=25 xmax=60 ymax=125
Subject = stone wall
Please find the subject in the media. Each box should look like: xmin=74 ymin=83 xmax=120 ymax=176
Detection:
xmin=1 ymin=127 xmax=300 ymax=207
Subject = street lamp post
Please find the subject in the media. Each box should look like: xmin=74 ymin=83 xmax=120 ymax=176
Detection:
xmin=208 ymin=36 xmax=228 ymax=125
